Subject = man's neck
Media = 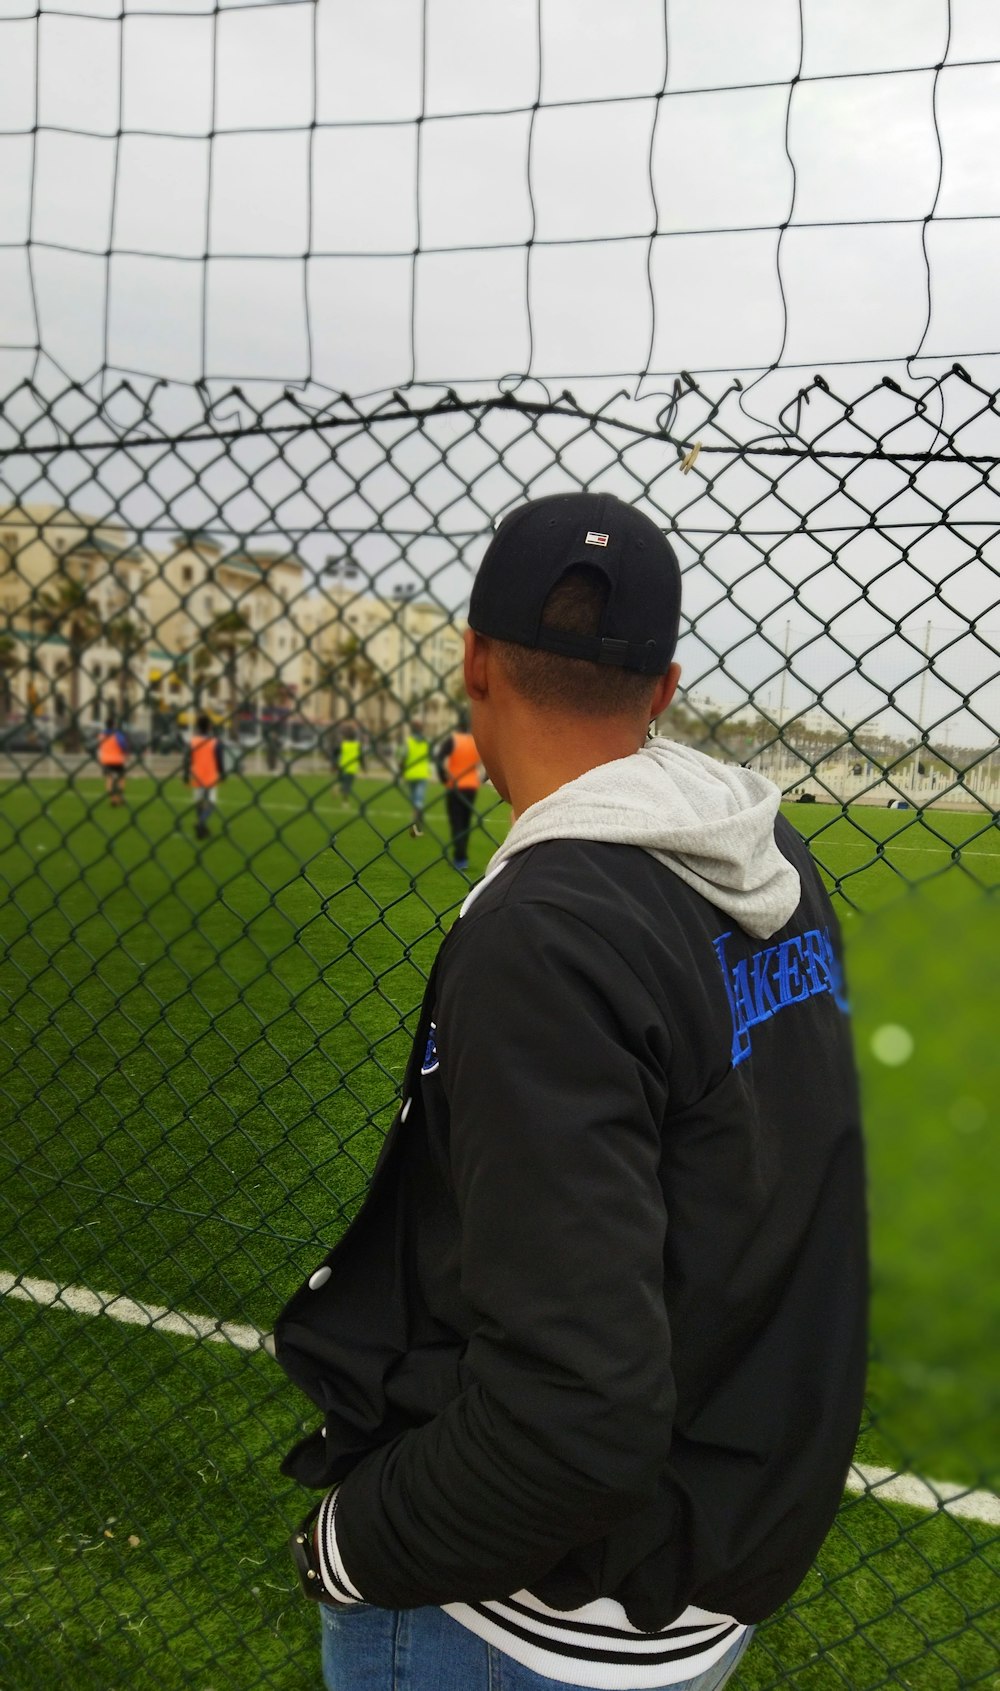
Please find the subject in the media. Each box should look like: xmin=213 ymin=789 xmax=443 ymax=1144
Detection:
xmin=503 ymin=713 xmax=647 ymax=820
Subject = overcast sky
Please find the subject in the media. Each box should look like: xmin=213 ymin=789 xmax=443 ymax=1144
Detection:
xmin=5 ymin=0 xmax=1000 ymax=391
xmin=1 ymin=0 xmax=999 ymax=747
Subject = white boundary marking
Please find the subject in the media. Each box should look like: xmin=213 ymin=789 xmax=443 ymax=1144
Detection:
xmin=3 ymin=1269 xmax=997 ymax=1528
xmin=845 ymin=1463 xmax=1000 ymax=1527
xmin=0 ymin=1269 xmax=273 ymax=1357
xmin=1 ymin=781 xmax=993 ymax=856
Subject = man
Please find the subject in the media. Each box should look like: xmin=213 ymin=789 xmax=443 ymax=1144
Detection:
xmin=184 ymin=713 xmax=225 ymax=840
xmin=97 ymin=717 xmax=129 ymax=808
xmin=400 ymin=717 xmax=431 ymax=838
xmin=435 ymin=714 xmax=481 ymax=871
xmin=275 ymin=492 xmax=868 ymax=1691
xmin=336 ymin=722 xmax=364 ymax=804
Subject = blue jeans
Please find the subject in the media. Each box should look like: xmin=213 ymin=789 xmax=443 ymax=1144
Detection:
xmin=320 ymin=1604 xmax=755 ymax=1691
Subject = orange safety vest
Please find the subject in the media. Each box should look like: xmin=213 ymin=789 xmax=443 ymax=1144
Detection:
xmin=446 ymin=731 xmax=480 ymax=790
xmin=190 ymin=735 xmax=221 ymax=788
xmin=98 ymin=732 xmax=126 ymax=767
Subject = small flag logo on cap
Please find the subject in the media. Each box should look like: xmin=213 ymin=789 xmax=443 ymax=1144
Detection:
xmin=585 ymin=531 xmax=609 ymax=547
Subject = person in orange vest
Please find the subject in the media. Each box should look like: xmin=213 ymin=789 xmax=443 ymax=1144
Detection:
xmin=184 ymin=713 xmax=227 ymax=840
xmin=436 ymin=714 xmax=482 ymax=872
xmin=97 ymin=717 xmax=129 ymax=808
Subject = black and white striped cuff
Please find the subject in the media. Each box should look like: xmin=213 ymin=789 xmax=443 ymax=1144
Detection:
xmin=315 ymin=1489 xmax=366 ymax=1606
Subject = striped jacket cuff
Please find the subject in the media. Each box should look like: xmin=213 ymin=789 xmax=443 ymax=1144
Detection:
xmin=315 ymin=1489 xmax=366 ymax=1605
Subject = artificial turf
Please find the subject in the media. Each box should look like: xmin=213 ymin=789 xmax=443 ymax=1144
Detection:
xmin=0 ymin=770 xmax=997 ymax=1688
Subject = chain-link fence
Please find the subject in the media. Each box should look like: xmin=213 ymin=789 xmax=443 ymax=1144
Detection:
xmin=1 ymin=368 xmax=998 ymax=1688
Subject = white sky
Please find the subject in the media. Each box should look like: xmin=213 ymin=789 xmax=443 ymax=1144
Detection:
xmin=1 ymin=0 xmax=999 ymax=747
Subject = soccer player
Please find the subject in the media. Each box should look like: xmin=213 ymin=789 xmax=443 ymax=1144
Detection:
xmin=435 ymin=715 xmax=481 ymax=871
xmin=276 ymin=493 xmax=867 ymax=1691
xmin=97 ymin=717 xmax=129 ymax=808
xmin=336 ymin=722 xmax=364 ymax=804
xmin=400 ymin=716 xmax=431 ymax=837
xmin=184 ymin=713 xmax=225 ymax=840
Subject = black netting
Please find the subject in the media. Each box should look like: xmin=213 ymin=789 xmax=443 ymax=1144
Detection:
xmin=1 ymin=2 xmax=998 ymax=1685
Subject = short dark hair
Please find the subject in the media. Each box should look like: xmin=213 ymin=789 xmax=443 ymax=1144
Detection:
xmin=196 ymin=712 xmax=211 ymax=734
xmin=493 ymin=567 xmax=661 ymax=716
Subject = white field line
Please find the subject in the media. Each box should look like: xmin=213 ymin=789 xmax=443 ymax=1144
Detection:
xmin=5 ymin=785 xmax=992 ymax=856
xmin=3 ymin=1268 xmax=997 ymax=1528
xmin=2 ymin=778 xmax=994 ymax=855
xmin=845 ymin=1463 xmax=1000 ymax=1527
xmin=0 ymin=1269 xmax=273 ymax=1358
xmin=181 ymin=794 xmax=997 ymax=857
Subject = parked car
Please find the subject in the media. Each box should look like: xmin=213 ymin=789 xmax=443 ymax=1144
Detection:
xmin=0 ymin=718 xmax=53 ymax=753
xmin=150 ymin=722 xmax=186 ymax=754
xmin=283 ymin=721 xmax=319 ymax=758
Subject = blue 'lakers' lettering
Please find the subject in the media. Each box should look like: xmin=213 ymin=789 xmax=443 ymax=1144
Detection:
xmin=713 ymin=926 xmax=848 ymax=1066
xmin=421 ymin=1022 xmax=440 ymax=1076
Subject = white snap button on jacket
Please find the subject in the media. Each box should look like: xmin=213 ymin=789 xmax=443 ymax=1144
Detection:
xmin=401 ymin=1097 xmax=412 ymax=1122
xmin=308 ymin=1266 xmax=332 ymax=1291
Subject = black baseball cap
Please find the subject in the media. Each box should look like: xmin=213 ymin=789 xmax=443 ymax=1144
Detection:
xmin=469 ymin=492 xmax=682 ymax=675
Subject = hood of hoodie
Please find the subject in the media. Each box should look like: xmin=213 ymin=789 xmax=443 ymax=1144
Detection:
xmin=482 ymin=736 xmax=801 ymax=940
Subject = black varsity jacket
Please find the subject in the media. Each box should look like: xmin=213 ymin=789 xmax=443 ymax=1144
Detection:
xmin=274 ymin=817 xmax=868 ymax=1632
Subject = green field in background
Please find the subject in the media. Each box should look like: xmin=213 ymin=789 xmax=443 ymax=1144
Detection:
xmin=0 ymin=771 xmax=997 ymax=1689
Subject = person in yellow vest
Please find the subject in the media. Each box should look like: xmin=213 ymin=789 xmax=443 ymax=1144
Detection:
xmin=337 ymin=724 xmax=364 ymax=803
xmin=183 ymin=713 xmax=226 ymax=840
xmin=400 ymin=717 xmax=431 ymax=838
xmin=97 ymin=718 xmax=129 ymax=808
xmin=436 ymin=715 xmax=482 ymax=872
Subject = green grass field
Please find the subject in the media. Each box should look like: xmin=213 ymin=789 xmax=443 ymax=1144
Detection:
xmin=1 ymin=771 xmax=997 ymax=1689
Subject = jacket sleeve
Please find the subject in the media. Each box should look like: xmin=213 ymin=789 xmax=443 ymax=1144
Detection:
xmin=334 ymin=901 xmax=674 ymax=1607
xmin=216 ymin=741 xmax=226 ymax=779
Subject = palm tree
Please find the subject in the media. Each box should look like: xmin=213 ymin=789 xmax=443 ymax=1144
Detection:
xmin=261 ymin=675 xmax=294 ymax=711
xmin=38 ymin=571 xmax=100 ymax=749
xmin=106 ymin=615 xmax=147 ymax=721
xmin=190 ymin=648 xmax=214 ymax=714
xmin=196 ymin=607 xmax=251 ymax=725
xmin=0 ymin=634 xmax=19 ymax=723
xmin=323 ymin=632 xmax=378 ymax=722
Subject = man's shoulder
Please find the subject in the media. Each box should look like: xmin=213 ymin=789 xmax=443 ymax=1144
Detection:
xmin=438 ymin=847 xmax=666 ymax=1033
xmin=453 ymin=841 xmax=674 ymax=973
xmin=466 ymin=839 xmax=667 ymax=917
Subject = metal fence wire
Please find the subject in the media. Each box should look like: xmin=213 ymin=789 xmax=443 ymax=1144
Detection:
xmin=0 ymin=367 xmax=998 ymax=1690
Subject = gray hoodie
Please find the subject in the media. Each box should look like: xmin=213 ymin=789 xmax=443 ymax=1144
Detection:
xmin=476 ymin=736 xmax=801 ymax=941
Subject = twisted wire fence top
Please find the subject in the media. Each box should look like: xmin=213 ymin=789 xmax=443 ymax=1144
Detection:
xmin=2 ymin=367 xmax=998 ymax=859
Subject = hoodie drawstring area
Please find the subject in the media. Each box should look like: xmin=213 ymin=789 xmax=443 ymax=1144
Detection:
xmin=484 ymin=737 xmax=801 ymax=942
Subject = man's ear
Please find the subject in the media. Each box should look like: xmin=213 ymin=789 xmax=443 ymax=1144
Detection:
xmin=649 ymin=662 xmax=681 ymax=721
xmin=464 ymin=627 xmax=490 ymax=702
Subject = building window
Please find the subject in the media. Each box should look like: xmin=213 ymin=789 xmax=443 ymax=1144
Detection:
xmin=182 ymin=565 xmax=193 ymax=585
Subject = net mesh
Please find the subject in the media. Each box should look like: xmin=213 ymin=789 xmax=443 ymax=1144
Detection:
xmin=1 ymin=2 xmax=998 ymax=1688
xmin=3 ymin=0 xmax=1000 ymax=394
